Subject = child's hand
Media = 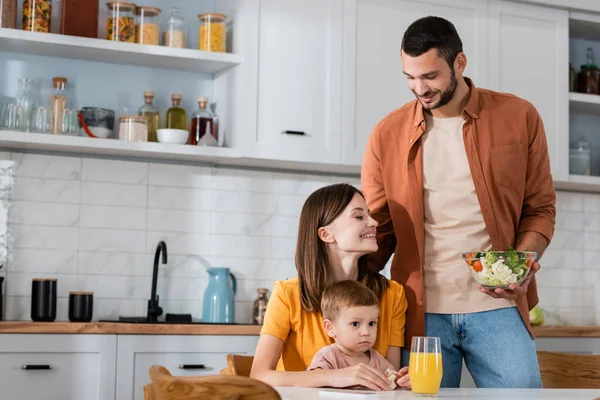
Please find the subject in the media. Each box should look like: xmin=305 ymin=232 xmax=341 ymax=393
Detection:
xmin=395 ymin=366 xmax=411 ymax=389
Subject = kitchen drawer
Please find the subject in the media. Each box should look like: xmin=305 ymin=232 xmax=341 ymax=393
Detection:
xmin=0 ymin=334 xmax=117 ymax=400
xmin=116 ymin=335 xmax=259 ymax=400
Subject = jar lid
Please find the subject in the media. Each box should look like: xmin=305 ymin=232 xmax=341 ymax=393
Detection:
xmin=198 ymin=12 xmax=227 ymax=22
xmin=171 ymin=94 xmax=182 ymax=100
xmin=120 ymin=116 xmax=148 ymax=124
xmin=135 ymin=6 xmax=161 ymax=16
xmin=144 ymin=91 xmax=154 ymax=97
xmin=69 ymin=291 xmax=94 ymax=295
xmin=106 ymin=2 xmax=137 ymax=11
xmin=197 ymin=96 xmax=208 ymax=103
xmin=32 ymin=278 xmax=57 ymax=281
xmin=52 ymin=77 xmax=67 ymax=88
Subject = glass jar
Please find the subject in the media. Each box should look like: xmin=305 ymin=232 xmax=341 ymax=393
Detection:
xmin=16 ymin=78 xmax=38 ymax=132
xmin=135 ymin=6 xmax=160 ymax=45
xmin=577 ymin=47 xmax=600 ymax=95
xmin=163 ymin=7 xmax=185 ymax=48
xmin=190 ymin=97 xmax=217 ymax=146
xmin=50 ymin=77 xmax=68 ymax=135
xmin=252 ymin=288 xmax=269 ymax=325
xmin=1 ymin=0 xmax=17 ymax=29
xmin=22 ymin=0 xmax=52 ymax=32
xmin=106 ymin=1 xmax=136 ymax=42
xmin=198 ymin=13 xmax=227 ymax=52
xmin=138 ymin=91 xmax=159 ymax=142
xmin=119 ymin=115 xmax=148 ymax=141
xmin=569 ymin=140 xmax=591 ymax=176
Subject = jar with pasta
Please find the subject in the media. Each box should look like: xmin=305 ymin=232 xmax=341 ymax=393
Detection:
xmin=198 ymin=13 xmax=227 ymax=52
xmin=163 ymin=6 xmax=185 ymax=48
xmin=119 ymin=116 xmax=148 ymax=141
xmin=106 ymin=1 xmax=136 ymax=42
xmin=135 ymin=5 xmax=160 ymax=45
xmin=22 ymin=0 xmax=52 ymax=33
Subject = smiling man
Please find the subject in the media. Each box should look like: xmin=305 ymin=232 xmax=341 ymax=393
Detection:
xmin=361 ymin=16 xmax=556 ymax=388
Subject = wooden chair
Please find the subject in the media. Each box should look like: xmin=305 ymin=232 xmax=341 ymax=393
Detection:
xmin=144 ymin=365 xmax=281 ymax=400
xmin=537 ymin=350 xmax=600 ymax=389
xmin=220 ymin=354 xmax=254 ymax=377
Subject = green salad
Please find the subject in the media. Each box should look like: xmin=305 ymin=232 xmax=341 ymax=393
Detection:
xmin=468 ymin=249 xmax=533 ymax=287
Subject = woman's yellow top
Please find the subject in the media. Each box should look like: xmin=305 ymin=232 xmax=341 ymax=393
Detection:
xmin=260 ymin=277 xmax=408 ymax=371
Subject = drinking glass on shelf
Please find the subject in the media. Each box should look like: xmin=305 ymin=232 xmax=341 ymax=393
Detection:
xmin=409 ymin=336 xmax=443 ymax=397
xmin=1 ymin=104 xmax=25 ymax=131
xmin=60 ymin=109 xmax=80 ymax=136
xmin=31 ymin=106 xmax=52 ymax=134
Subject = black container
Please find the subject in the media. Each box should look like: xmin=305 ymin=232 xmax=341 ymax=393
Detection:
xmin=31 ymin=278 xmax=57 ymax=322
xmin=68 ymin=292 xmax=93 ymax=322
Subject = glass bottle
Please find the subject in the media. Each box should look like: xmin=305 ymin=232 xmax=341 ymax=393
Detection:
xmin=252 ymin=288 xmax=269 ymax=325
xmin=190 ymin=97 xmax=217 ymax=146
xmin=16 ymin=78 xmax=37 ymax=132
xmin=163 ymin=7 xmax=185 ymax=48
xmin=165 ymin=94 xmax=186 ymax=130
xmin=577 ymin=47 xmax=600 ymax=95
xmin=50 ymin=76 xmax=67 ymax=135
xmin=138 ymin=91 xmax=159 ymax=142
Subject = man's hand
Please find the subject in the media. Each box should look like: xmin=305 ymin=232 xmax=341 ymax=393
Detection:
xmin=479 ymin=261 xmax=540 ymax=300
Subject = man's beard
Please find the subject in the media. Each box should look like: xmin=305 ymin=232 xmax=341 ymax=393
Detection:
xmin=414 ymin=68 xmax=458 ymax=110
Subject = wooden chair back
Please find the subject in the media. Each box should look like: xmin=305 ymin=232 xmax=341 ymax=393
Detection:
xmin=145 ymin=365 xmax=281 ymax=400
xmin=220 ymin=354 xmax=254 ymax=377
xmin=537 ymin=350 xmax=600 ymax=389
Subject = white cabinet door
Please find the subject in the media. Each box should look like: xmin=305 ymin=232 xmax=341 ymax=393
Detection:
xmin=230 ymin=0 xmax=343 ymax=164
xmin=341 ymin=0 xmax=489 ymax=165
xmin=0 ymin=334 xmax=117 ymax=400
xmin=115 ymin=335 xmax=259 ymax=400
xmin=489 ymin=0 xmax=569 ymax=181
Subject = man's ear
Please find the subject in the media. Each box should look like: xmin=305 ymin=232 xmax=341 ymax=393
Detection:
xmin=323 ymin=318 xmax=336 ymax=338
xmin=318 ymin=227 xmax=335 ymax=244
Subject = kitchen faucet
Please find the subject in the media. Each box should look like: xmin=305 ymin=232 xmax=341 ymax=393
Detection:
xmin=147 ymin=241 xmax=167 ymax=322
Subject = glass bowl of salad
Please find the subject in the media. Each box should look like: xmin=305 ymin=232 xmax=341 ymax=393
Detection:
xmin=462 ymin=250 xmax=537 ymax=289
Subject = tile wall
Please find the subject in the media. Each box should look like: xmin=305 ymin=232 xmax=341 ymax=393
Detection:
xmin=0 ymin=152 xmax=597 ymax=325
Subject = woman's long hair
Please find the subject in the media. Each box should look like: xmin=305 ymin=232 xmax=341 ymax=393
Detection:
xmin=296 ymin=183 xmax=389 ymax=313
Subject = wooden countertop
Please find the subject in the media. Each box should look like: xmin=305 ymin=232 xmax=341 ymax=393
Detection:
xmin=0 ymin=321 xmax=263 ymax=335
xmin=0 ymin=322 xmax=598 ymax=337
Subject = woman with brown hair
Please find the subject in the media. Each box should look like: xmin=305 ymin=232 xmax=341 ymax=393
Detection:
xmin=250 ymin=183 xmax=409 ymax=391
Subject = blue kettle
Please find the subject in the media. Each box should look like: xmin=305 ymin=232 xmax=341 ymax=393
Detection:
xmin=202 ymin=267 xmax=237 ymax=323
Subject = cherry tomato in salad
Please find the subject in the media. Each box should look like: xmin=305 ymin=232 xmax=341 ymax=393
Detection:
xmin=472 ymin=260 xmax=483 ymax=272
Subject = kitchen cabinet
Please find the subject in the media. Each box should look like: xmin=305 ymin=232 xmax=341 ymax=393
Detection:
xmin=115 ymin=335 xmax=259 ymax=400
xmin=488 ymin=0 xmax=569 ymax=182
xmin=0 ymin=334 xmax=117 ymax=400
xmin=227 ymin=0 xmax=343 ymax=164
xmin=340 ymin=0 xmax=489 ymax=166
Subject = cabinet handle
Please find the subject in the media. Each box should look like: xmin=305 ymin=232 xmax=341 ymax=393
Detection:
xmin=283 ymin=130 xmax=306 ymax=136
xmin=177 ymin=364 xmax=207 ymax=370
xmin=21 ymin=365 xmax=53 ymax=370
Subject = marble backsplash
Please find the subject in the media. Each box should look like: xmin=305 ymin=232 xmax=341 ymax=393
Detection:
xmin=0 ymin=151 xmax=596 ymax=326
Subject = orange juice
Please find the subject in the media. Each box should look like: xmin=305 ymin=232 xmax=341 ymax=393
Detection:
xmin=409 ymin=352 xmax=443 ymax=395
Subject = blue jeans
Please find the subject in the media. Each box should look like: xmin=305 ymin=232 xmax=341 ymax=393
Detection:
xmin=401 ymin=307 xmax=542 ymax=388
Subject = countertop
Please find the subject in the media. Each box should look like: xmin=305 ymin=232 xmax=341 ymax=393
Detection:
xmin=276 ymin=387 xmax=600 ymax=400
xmin=0 ymin=322 xmax=598 ymax=337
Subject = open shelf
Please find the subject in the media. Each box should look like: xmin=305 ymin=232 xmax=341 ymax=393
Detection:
xmin=569 ymin=92 xmax=600 ymax=115
xmin=0 ymin=28 xmax=243 ymax=75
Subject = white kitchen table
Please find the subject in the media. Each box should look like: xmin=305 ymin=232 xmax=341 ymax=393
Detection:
xmin=275 ymin=387 xmax=600 ymax=400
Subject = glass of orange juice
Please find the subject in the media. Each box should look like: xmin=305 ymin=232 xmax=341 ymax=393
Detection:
xmin=409 ymin=336 xmax=443 ymax=397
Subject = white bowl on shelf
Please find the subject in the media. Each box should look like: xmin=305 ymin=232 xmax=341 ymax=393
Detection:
xmin=157 ymin=128 xmax=188 ymax=145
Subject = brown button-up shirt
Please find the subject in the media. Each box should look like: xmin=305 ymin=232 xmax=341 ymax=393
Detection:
xmin=361 ymin=78 xmax=556 ymax=347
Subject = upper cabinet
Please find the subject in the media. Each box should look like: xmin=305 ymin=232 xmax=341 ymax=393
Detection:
xmin=488 ymin=0 xmax=569 ymax=181
xmin=340 ymin=0 xmax=489 ymax=166
xmin=227 ymin=0 xmax=343 ymax=164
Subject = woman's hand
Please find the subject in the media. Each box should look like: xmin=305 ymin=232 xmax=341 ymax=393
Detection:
xmin=328 ymin=363 xmax=393 ymax=391
xmin=394 ymin=366 xmax=411 ymax=389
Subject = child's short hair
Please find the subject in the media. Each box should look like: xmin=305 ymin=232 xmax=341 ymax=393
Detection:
xmin=321 ymin=280 xmax=380 ymax=321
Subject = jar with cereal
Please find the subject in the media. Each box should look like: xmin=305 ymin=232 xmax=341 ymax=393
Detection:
xmin=106 ymin=1 xmax=136 ymax=43
xmin=135 ymin=5 xmax=160 ymax=45
xmin=198 ymin=13 xmax=227 ymax=52
xmin=119 ymin=116 xmax=148 ymax=141
xmin=163 ymin=6 xmax=185 ymax=48
xmin=22 ymin=0 xmax=52 ymax=33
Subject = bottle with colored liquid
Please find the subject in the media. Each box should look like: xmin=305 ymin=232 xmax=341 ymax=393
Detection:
xmin=165 ymin=94 xmax=186 ymax=130
xmin=138 ymin=91 xmax=159 ymax=142
xmin=189 ymin=97 xmax=217 ymax=146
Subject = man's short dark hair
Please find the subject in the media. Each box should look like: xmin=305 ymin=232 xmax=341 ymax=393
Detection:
xmin=401 ymin=16 xmax=463 ymax=68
